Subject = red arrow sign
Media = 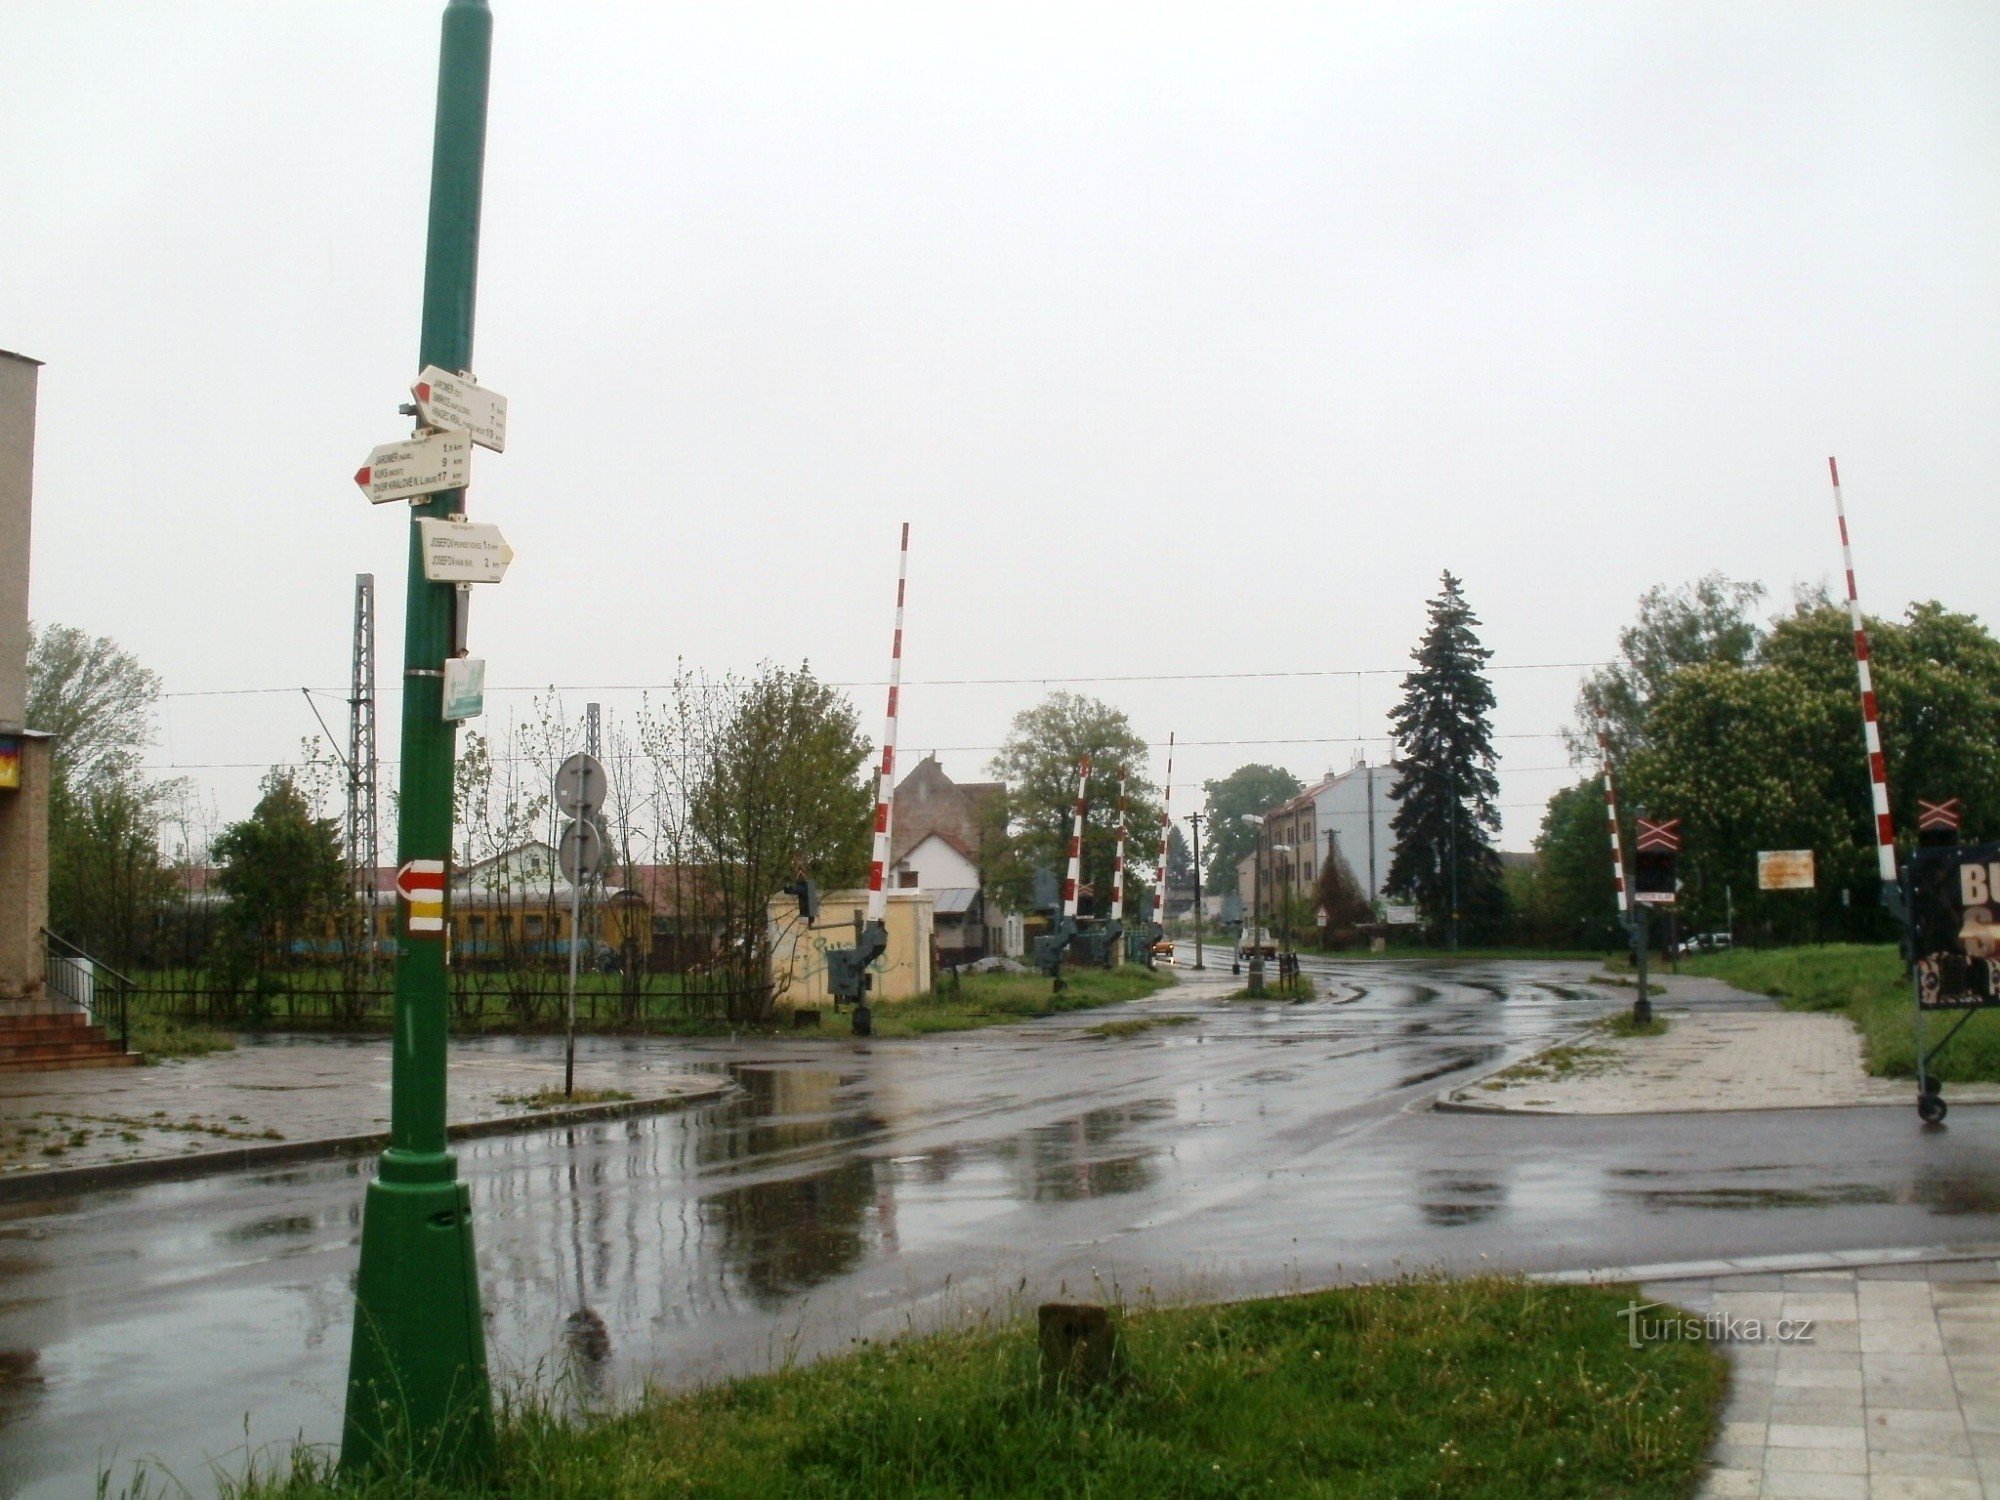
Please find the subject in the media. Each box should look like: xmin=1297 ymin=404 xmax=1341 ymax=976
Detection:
xmin=395 ymin=859 xmax=445 ymax=901
xmin=396 ymin=859 xmax=447 ymax=935
xmin=1636 ymin=817 xmax=1682 ymax=852
xmin=1919 ymin=798 xmax=1963 ymax=832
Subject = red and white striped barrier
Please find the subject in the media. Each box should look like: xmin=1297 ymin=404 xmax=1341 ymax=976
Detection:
xmin=1153 ymin=733 xmax=1175 ymax=928
xmin=1061 ymin=755 xmax=1091 ymax=919
xmin=1110 ymin=768 xmax=1128 ymax=922
xmin=865 ymin=523 xmax=910 ymax=924
xmin=1829 ymin=458 xmax=1898 ymax=883
xmin=1598 ymin=731 xmax=1629 ymax=915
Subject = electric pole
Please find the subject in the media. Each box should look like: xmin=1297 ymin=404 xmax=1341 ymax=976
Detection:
xmin=1187 ymin=811 xmax=1206 ymax=970
xmin=342 ymin=0 xmax=496 ymax=1472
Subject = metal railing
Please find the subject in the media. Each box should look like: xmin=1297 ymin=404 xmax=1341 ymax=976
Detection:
xmin=41 ymin=929 xmax=133 ymax=1054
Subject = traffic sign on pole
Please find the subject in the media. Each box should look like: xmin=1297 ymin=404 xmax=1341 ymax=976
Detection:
xmin=418 ymin=517 xmax=515 ymax=583
xmin=558 ymin=818 xmax=603 ymax=884
xmin=413 ymin=366 xmax=507 ymax=452
xmin=1920 ymin=799 xmax=1964 ymax=833
xmin=1636 ymin=818 xmax=1682 ymax=852
xmin=354 ymin=430 xmax=471 ymax=504
xmin=554 ymin=753 xmax=607 ymax=818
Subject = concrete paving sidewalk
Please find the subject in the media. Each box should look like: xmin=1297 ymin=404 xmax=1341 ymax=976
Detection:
xmin=1443 ymin=1006 xmax=2000 ymax=1115
xmin=1640 ymin=1257 xmax=2000 ymax=1498
xmin=0 ymin=1034 xmax=729 ymax=1185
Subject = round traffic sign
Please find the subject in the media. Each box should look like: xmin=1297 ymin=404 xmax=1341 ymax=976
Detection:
xmin=558 ymin=818 xmax=604 ymax=884
xmin=554 ymin=753 xmax=607 ymax=818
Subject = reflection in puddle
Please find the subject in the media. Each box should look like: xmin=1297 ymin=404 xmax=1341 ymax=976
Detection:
xmin=1616 ymin=1185 xmax=1896 ymax=1212
xmin=1418 ymin=1171 xmax=1507 ymax=1226
xmin=1914 ymin=1171 xmax=2000 ymax=1216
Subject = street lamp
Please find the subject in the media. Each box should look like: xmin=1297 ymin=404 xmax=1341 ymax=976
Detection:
xmin=1271 ymin=842 xmax=1294 ymax=992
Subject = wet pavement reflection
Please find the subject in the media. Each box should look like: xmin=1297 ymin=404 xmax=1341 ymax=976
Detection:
xmin=5 ymin=956 xmax=2000 ymax=1497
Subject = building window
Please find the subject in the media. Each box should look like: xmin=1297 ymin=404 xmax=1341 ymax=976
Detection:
xmin=468 ymin=915 xmax=486 ymax=939
xmin=1303 ymin=862 xmax=1314 ymax=883
xmin=898 ymin=871 xmax=919 ymax=888
xmin=525 ymin=914 xmax=544 ymax=939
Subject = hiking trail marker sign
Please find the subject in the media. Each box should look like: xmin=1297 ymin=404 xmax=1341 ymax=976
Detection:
xmin=355 ymin=430 xmax=472 ymax=504
xmin=412 ymin=366 xmax=507 ymax=452
xmin=396 ymin=858 xmax=447 ymax=936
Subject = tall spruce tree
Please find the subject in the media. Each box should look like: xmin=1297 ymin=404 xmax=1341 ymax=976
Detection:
xmin=1386 ymin=572 xmax=1505 ymax=941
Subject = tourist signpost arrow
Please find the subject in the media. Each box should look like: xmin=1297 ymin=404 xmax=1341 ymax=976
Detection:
xmin=354 ymin=429 xmax=472 ymax=504
xmin=413 ymin=366 xmax=507 ymax=452
xmin=417 ymin=517 xmax=514 ymax=583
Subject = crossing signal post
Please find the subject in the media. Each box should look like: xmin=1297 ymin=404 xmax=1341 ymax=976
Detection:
xmin=1634 ymin=817 xmax=1681 ymax=987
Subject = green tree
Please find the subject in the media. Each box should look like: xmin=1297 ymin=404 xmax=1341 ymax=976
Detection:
xmin=213 ymin=770 xmax=347 ymax=986
xmin=1522 ymin=778 xmax=1625 ymax=949
xmin=1312 ymin=846 xmax=1373 ymax=948
xmin=1198 ymin=764 xmax=1304 ymax=897
xmin=27 ymin=623 xmax=173 ymax=967
xmin=692 ymin=663 xmax=872 ymax=1021
xmin=987 ymin=692 xmax=1159 ymax=916
xmin=1386 ymin=572 xmax=1505 ymax=939
xmin=1568 ymin=574 xmax=1766 ymax=763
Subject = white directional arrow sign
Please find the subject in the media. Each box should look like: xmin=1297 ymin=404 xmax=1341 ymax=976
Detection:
xmin=418 ymin=517 xmax=515 ymax=583
xmin=354 ymin=430 xmax=471 ymax=504
xmin=413 ymin=366 xmax=507 ymax=452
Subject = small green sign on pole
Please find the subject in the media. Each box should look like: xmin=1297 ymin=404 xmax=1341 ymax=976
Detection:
xmin=341 ymin=0 xmax=497 ymax=1474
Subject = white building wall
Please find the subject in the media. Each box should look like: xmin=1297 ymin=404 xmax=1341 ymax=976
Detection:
xmin=1310 ymin=764 xmax=1401 ymax=906
xmin=891 ymin=833 xmax=978 ymax=892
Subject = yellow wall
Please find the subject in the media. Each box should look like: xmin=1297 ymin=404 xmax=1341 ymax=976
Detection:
xmin=767 ymin=890 xmax=933 ymax=1008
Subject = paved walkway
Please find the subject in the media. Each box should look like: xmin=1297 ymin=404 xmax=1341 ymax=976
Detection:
xmin=1444 ymin=1007 xmax=2000 ymax=1114
xmin=0 ymin=1035 xmax=726 ymax=1181
xmin=1636 ymin=1257 xmax=2000 ymax=1499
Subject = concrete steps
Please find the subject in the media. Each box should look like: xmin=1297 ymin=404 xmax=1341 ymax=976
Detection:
xmin=0 ymin=1009 xmax=139 ymax=1071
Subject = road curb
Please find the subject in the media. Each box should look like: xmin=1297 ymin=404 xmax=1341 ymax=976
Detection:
xmin=0 ymin=1078 xmax=736 ymax=1205
xmin=1534 ymin=1242 xmax=2000 ymax=1286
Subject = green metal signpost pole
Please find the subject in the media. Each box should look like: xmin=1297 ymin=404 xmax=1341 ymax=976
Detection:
xmin=342 ymin=0 xmax=494 ymax=1472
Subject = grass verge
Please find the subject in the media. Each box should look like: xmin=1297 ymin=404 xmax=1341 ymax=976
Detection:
xmin=217 ymin=1276 xmax=1725 ymax=1499
xmin=861 ymin=966 xmax=1171 ymax=1038
xmin=1681 ymin=945 xmax=2000 ymax=1082
xmin=1598 ymin=1011 xmax=1670 ymax=1040
xmin=1084 ymin=1014 xmax=1198 ymax=1040
xmin=126 ymin=999 xmax=234 ymax=1061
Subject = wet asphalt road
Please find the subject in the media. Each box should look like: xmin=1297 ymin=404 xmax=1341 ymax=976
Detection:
xmin=5 ymin=954 xmax=1998 ymax=1497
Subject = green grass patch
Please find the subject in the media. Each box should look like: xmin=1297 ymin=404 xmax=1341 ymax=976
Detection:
xmin=126 ymin=995 xmax=235 ymax=1061
xmin=1221 ymin=974 xmax=1320 ymax=1002
xmin=862 ymin=966 xmax=1171 ymax=1038
xmin=216 ymin=1276 xmax=1723 ymax=1499
xmin=1597 ymin=1012 xmax=1670 ymax=1040
xmin=1084 ymin=1015 xmax=1198 ymax=1040
xmin=1681 ymin=945 xmax=2000 ymax=1082
xmin=496 ymin=1088 xmax=635 ymax=1111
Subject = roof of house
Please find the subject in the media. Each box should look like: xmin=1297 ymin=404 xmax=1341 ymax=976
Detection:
xmin=890 ymin=755 xmax=1003 ymax=866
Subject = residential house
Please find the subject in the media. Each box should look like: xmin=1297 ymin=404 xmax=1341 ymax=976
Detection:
xmin=884 ymin=755 xmax=1011 ymax=962
xmin=1252 ymin=761 xmax=1403 ymax=914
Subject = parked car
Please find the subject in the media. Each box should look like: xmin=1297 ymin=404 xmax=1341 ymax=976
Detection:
xmin=1236 ymin=927 xmax=1277 ymax=960
xmin=1676 ymin=931 xmax=1732 ymax=957
xmin=1151 ymin=939 xmax=1177 ymax=966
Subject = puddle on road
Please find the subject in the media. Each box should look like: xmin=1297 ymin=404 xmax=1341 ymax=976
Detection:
xmin=1394 ymin=1047 xmax=1497 ymax=1090
xmin=1614 ymin=1185 xmax=1897 ymax=1212
xmin=1417 ymin=1171 xmax=1507 ymax=1226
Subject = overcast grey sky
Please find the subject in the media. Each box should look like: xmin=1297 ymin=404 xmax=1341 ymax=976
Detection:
xmin=4 ymin=1 xmax=1996 ymax=853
